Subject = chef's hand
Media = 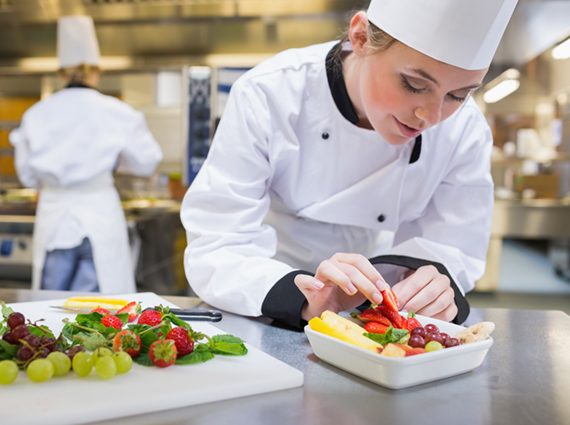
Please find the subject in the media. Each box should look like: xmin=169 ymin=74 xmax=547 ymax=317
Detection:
xmin=391 ymin=265 xmax=457 ymax=321
xmin=294 ymin=253 xmax=390 ymax=322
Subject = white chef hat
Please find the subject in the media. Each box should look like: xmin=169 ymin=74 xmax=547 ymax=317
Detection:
xmin=367 ymin=0 xmax=518 ymax=70
xmin=57 ymin=15 xmax=100 ymax=68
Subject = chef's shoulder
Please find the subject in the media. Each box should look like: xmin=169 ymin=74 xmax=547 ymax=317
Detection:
xmin=229 ymin=41 xmax=335 ymax=101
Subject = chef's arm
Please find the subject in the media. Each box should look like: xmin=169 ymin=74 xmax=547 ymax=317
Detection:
xmin=115 ymin=111 xmax=163 ymax=176
xmin=182 ymin=78 xmax=310 ymax=329
xmin=9 ymin=122 xmax=39 ymax=188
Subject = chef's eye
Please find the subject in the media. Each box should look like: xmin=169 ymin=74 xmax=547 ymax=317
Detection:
xmin=447 ymin=91 xmax=469 ymax=103
xmin=400 ymin=75 xmax=425 ymax=94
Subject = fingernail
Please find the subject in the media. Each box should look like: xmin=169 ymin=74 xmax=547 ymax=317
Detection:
xmin=347 ymin=284 xmax=358 ymax=295
xmin=312 ymin=280 xmax=324 ymax=290
xmin=372 ymin=292 xmax=383 ymax=304
xmin=376 ymin=279 xmax=388 ymax=290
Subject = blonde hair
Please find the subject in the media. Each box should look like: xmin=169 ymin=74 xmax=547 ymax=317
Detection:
xmin=58 ymin=64 xmax=100 ymax=85
xmin=366 ymin=20 xmax=397 ymax=53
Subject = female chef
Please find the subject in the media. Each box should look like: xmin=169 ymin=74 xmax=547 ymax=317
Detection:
xmin=181 ymin=0 xmax=518 ymax=329
xmin=10 ymin=16 xmax=163 ymax=293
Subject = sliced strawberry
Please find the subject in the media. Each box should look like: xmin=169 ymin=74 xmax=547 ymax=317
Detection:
xmin=363 ymin=321 xmax=389 ymax=334
xmin=381 ymin=288 xmax=399 ymax=312
xmin=117 ymin=301 xmax=140 ymax=323
xmin=112 ymin=330 xmax=142 ymax=357
xmin=149 ymin=339 xmax=177 ymax=368
xmin=101 ymin=314 xmax=123 ymax=330
xmin=357 ymin=309 xmax=391 ymax=326
xmin=374 ymin=305 xmax=407 ymax=329
xmin=92 ymin=307 xmax=111 ymax=315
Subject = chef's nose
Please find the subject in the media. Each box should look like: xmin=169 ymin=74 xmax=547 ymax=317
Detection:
xmin=414 ymin=99 xmax=443 ymax=128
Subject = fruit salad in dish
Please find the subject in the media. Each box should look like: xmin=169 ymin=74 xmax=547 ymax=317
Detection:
xmin=308 ymin=289 xmax=494 ymax=358
xmin=0 ymin=299 xmax=247 ymax=385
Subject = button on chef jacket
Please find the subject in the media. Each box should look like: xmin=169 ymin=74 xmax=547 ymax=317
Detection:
xmin=181 ymin=41 xmax=493 ymax=329
xmin=10 ymin=85 xmax=163 ymax=293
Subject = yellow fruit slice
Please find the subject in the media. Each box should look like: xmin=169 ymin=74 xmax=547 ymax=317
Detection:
xmin=63 ymin=297 xmax=129 ymax=312
xmin=309 ymin=311 xmax=382 ymax=352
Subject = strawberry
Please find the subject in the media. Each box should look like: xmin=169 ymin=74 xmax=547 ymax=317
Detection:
xmin=356 ymin=309 xmax=391 ymax=326
xmin=148 ymin=339 xmax=177 ymax=368
xmin=381 ymin=288 xmax=399 ymax=312
xmin=117 ymin=301 xmax=140 ymax=323
xmin=92 ymin=307 xmax=111 ymax=315
xmin=101 ymin=314 xmax=123 ymax=330
xmin=406 ymin=312 xmax=422 ymax=332
xmin=374 ymin=305 xmax=407 ymax=329
xmin=363 ymin=321 xmax=389 ymax=334
xmin=166 ymin=327 xmax=194 ymax=357
xmin=137 ymin=309 xmax=163 ymax=326
xmin=112 ymin=330 xmax=142 ymax=357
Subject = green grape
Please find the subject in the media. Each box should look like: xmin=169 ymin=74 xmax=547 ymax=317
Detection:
xmin=94 ymin=347 xmax=113 ymax=358
xmin=72 ymin=352 xmax=94 ymax=377
xmin=425 ymin=341 xmax=444 ymax=352
xmin=113 ymin=352 xmax=133 ymax=374
xmin=0 ymin=360 xmax=19 ymax=385
xmin=26 ymin=359 xmax=55 ymax=383
xmin=47 ymin=352 xmax=71 ymax=377
xmin=95 ymin=356 xmax=117 ymax=380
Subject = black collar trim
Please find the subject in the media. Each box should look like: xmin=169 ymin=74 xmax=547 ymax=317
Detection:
xmin=65 ymin=82 xmax=93 ymax=89
xmin=325 ymin=43 xmax=422 ymax=164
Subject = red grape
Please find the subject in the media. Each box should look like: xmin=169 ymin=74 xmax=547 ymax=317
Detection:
xmin=411 ymin=327 xmax=427 ymax=338
xmin=424 ymin=323 xmax=439 ymax=334
xmin=7 ymin=312 xmax=25 ymax=330
xmin=445 ymin=337 xmax=460 ymax=348
xmin=409 ymin=334 xmax=426 ymax=348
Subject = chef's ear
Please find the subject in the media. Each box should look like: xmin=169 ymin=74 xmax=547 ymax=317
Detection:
xmin=347 ymin=11 xmax=370 ymax=56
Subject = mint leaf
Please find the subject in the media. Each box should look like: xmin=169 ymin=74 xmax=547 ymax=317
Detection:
xmin=1 ymin=301 xmax=14 ymax=320
xmin=176 ymin=344 xmax=215 ymax=365
xmin=364 ymin=326 xmax=409 ymax=345
xmin=28 ymin=324 xmax=55 ymax=339
xmin=73 ymin=331 xmax=107 ymax=351
xmin=133 ymin=352 xmax=154 ymax=367
xmin=0 ymin=339 xmax=18 ymax=360
xmin=210 ymin=335 xmax=248 ymax=356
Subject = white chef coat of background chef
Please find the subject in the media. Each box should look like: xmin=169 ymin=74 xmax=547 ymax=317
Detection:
xmin=10 ymin=16 xmax=163 ymax=293
xmin=181 ymin=0 xmax=518 ymax=317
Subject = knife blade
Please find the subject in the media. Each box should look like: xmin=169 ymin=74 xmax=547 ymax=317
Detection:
xmin=50 ymin=305 xmax=223 ymax=322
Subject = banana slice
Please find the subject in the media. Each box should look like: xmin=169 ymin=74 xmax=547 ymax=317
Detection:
xmin=456 ymin=321 xmax=495 ymax=344
xmin=63 ymin=296 xmax=129 ymax=312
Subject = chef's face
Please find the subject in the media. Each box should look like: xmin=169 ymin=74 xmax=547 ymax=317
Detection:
xmin=349 ymin=15 xmax=487 ymax=145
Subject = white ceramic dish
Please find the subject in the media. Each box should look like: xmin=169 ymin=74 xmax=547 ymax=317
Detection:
xmin=304 ymin=314 xmax=493 ymax=389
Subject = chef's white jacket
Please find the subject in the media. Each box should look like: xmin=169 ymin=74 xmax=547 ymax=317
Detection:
xmin=181 ymin=42 xmax=493 ymax=328
xmin=10 ymin=87 xmax=163 ymax=293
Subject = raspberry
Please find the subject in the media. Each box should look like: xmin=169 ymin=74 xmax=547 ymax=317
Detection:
xmin=137 ymin=310 xmax=163 ymax=326
xmin=101 ymin=314 xmax=123 ymax=330
xmin=166 ymin=327 xmax=194 ymax=357
xmin=148 ymin=339 xmax=177 ymax=368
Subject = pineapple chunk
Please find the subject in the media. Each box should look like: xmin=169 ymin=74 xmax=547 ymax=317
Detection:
xmin=63 ymin=296 xmax=129 ymax=312
xmin=309 ymin=310 xmax=382 ymax=352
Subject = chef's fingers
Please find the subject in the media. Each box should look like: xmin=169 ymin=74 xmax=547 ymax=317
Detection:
xmin=334 ymin=262 xmax=385 ymax=305
xmin=392 ymin=265 xmax=441 ymax=308
xmin=414 ymin=286 xmax=455 ymax=318
xmin=330 ymin=253 xmax=389 ymax=292
xmin=294 ymin=274 xmax=325 ymax=294
xmin=314 ymin=260 xmax=357 ymax=295
xmin=401 ymin=272 xmax=450 ymax=314
xmin=431 ymin=299 xmax=458 ymax=322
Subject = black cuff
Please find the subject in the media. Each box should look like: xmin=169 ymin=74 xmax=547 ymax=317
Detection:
xmin=261 ymin=270 xmax=312 ymax=331
xmin=368 ymin=254 xmax=471 ymax=324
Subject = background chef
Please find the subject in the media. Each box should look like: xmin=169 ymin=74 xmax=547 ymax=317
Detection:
xmin=181 ymin=0 xmax=519 ymax=328
xmin=10 ymin=16 xmax=163 ymax=294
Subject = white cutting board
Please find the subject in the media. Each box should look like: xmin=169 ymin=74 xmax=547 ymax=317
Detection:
xmin=0 ymin=292 xmax=304 ymax=425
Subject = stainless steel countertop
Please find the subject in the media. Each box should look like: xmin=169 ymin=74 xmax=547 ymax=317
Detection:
xmin=1 ymin=289 xmax=569 ymax=425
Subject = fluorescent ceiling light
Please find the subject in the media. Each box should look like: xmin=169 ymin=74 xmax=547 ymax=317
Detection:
xmin=552 ymin=38 xmax=570 ymax=60
xmin=483 ymin=68 xmax=520 ymax=104
xmin=19 ymin=56 xmax=132 ymax=72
